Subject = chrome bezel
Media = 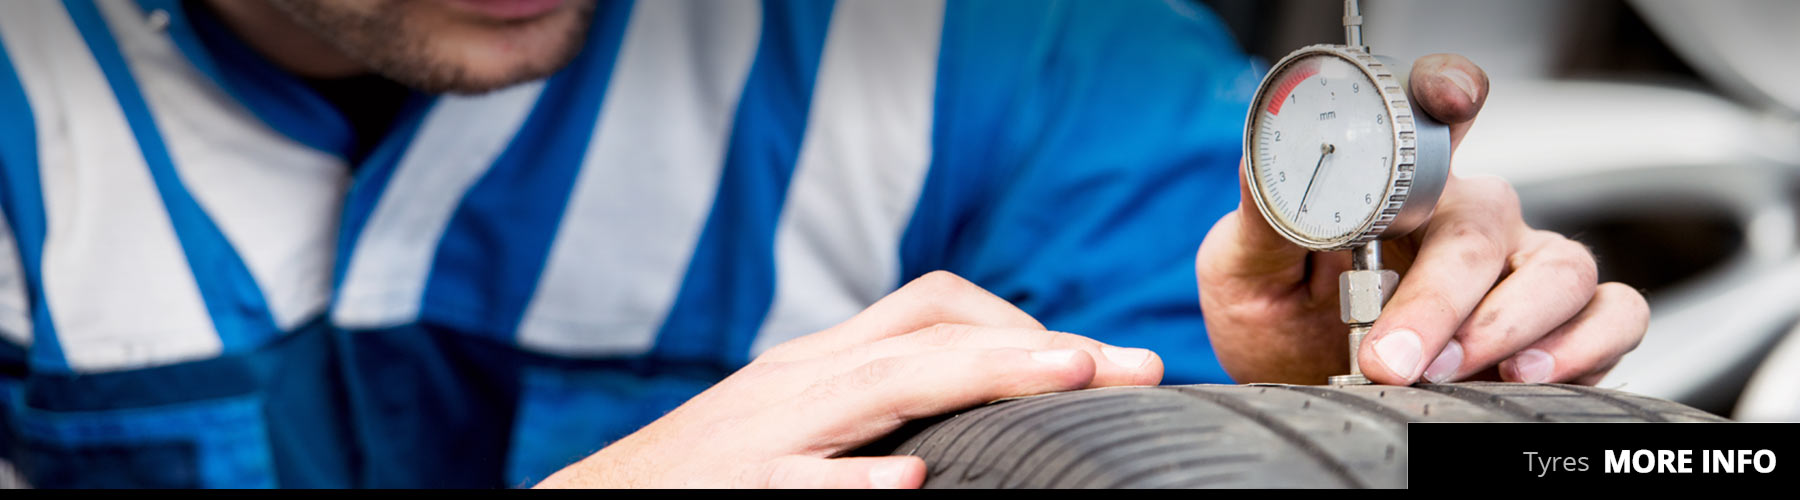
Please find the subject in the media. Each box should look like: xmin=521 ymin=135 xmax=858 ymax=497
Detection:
xmin=1242 ymin=44 xmax=1450 ymax=252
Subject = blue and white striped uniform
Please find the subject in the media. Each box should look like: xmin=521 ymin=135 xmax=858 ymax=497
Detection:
xmin=0 ymin=0 xmax=1259 ymax=488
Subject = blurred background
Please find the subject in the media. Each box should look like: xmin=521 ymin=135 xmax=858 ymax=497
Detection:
xmin=1199 ymin=0 xmax=1800 ymax=420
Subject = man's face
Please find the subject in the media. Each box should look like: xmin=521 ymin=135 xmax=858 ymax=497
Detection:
xmin=268 ymin=0 xmax=598 ymax=94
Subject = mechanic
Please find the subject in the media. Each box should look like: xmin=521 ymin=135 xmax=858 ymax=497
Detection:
xmin=0 ymin=0 xmax=1647 ymax=489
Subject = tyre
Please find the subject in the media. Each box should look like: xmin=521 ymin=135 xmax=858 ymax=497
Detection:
xmin=859 ymin=382 xmax=1727 ymax=488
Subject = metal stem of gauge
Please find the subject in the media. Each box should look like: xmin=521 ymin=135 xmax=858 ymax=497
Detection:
xmin=1344 ymin=0 xmax=1367 ymax=52
xmin=1337 ymin=243 xmax=1381 ymax=385
xmin=1352 ymin=241 xmax=1380 ymax=271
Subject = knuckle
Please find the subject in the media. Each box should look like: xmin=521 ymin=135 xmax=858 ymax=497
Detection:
xmin=763 ymin=456 xmax=813 ymax=489
xmin=1491 ymin=178 xmax=1522 ymax=213
xmin=1403 ymin=288 xmax=1460 ymax=325
xmin=833 ymin=341 xmax=878 ymax=365
xmin=921 ymin=269 xmax=964 ymax=283
xmin=844 ymin=357 xmax=903 ymax=391
xmin=743 ymin=465 xmax=775 ymax=489
xmin=1543 ymin=239 xmax=1600 ymax=285
xmin=974 ymin=348 xmax=1046 ymax=382
xmin=983 ymin=348 xmax=1029 ymax=370
xmin=1439 ymin=218 xmax=1505 ymax=267
xmin=1596 ymin=282 xmax=1650 ymax=350
xmin=748 ymin=457 xmax=794 ymax=489
xmin=1468 ymin=175 xmax=1521 ymax=211
xmin=900 ymin=271 xmax=985 ymax=319
xmin=1043 ymin=330 xmax=1092 ymax=351
xmin=908 ymin=270 xmax=976 ymax=297
xmin=916 ymin=323 xmax=976 ymax=348
xmin=1528 ymin=229 xmax=1562 ymax=243
xmin=1600 ymin=282 xmax=1651 ymax=320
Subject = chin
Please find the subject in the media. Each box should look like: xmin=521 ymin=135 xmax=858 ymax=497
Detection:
xmin=270 ymin=0 xmax=599 ymax=94
xmin=429 ymin=7 xmax=590 ymax=93
xmin=411 ymin=0 xmax=595 ymax=94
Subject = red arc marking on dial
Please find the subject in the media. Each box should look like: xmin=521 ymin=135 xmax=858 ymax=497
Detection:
xmin=1265 ymin=60 xmax=1321 ymax=116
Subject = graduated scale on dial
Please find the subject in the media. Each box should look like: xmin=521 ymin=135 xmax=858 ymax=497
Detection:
xmin=1241 ymin=0 xmax=1451 ymax=385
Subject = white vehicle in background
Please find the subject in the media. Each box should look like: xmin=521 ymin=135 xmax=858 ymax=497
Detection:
xmin=1365 ymin=0 xmax=1800 ymax=418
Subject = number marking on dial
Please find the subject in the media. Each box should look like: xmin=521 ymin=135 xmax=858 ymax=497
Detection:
xmin=1251 ymin=54 xmax=1397 ymax=243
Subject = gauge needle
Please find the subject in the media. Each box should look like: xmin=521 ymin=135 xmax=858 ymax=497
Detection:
xmin=1298 ymin=143 xmax=1335 ymax=213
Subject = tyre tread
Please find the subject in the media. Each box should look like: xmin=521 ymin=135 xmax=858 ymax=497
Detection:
xmin=885 ymin=383 xmax=1725 ymax=488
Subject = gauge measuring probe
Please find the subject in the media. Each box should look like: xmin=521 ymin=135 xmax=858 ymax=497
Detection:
xmin=1242 ymin=0 xmax=1452 ymax=385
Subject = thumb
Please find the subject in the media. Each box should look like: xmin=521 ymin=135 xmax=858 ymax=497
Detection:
xmin=757 ymin=456 xmax=926 ymax=489
xmin=1197 ymin=158 xmax=1310 ymax=284
xmin=1408 ymin=53 xmax=1489 ymax=151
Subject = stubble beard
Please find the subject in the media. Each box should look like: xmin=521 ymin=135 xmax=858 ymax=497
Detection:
xmin=265 ymin=0 xmax=596 ymax=94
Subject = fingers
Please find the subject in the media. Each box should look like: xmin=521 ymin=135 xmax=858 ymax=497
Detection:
xmin=1232 ymin=158 xmax=1312 ymax=274
xmin=755 ymin=456 xmax=926 ymax=489
xmin=832 ymin=324 xmax=1163 ymax=388
xmin=1202 ymin=202 xmax=1310 ymax=285
xmin=1408 ymin=53 xmax=1489 ymax=149
xmin=759 ymin=271 xmax=1045 ymax=362
xmin=1421 ymin=231 xmax=1598 ymax=383
xmin=1193 ymin=159 xmax=1311 ymax=296
xmin=766 ymin=348 xmax=1099 ymax=450
xmin=1361 ymin=176 xmax=1525 ymax=384
xmin=1497 ymin=282 xmax=1648 ymax=384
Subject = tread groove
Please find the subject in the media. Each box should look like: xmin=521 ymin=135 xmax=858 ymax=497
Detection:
xmin=942 ymin=392 xmax=1151 ymax=480
xmin=1003 ymin=405 xmax=1192 ymax=487
xmin=1088 ymin=453 xmax=1262 ymax=489
xmin=1548 ymin=384 xmax=1671 ymax=422
xmin=1046 ymin=425 xmax=1225 ymax=489
xmin=994 ymin=405 xmax=1188 ymax=486
xmin=1271 ymin=385 xmax=1418 ymax=426
xmin=1174 ymin=388 xmax=1366 ymax=488
xmin=930 ymin=393 xmax=1120 ymax=477
xmin=900 ymin=414 xmax=957 ymax=457
xmin=1082 ymin=439 xmax=1248 ymax=488
xmin=1415 ymin=384 xmax=1545 ymax=421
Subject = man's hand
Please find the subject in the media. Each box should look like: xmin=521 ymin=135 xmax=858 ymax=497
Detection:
xmin=534 ymin=271 xmax=1163 ymax=488
xmin=1196 ymin=54 xmax=1648 ymax=386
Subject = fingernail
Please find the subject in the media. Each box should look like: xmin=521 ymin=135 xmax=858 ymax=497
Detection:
xmin=1509 ymin=349 xmax=1555 ymax=383
xmin=1422 ymin=339 xmax=1463 ymax=383
xmin=1374 ymin=329 xmax=1422 ymax=380
xmin=1031 ymin=349 xmax=1078 ymax=364
xmin=1443 ymin=68 xmax=1479 ymax=104
xmin=1101 ymin=346 xmax=1151 ymax=368
xmin=868 ymin=460 xmax=909 ymax=489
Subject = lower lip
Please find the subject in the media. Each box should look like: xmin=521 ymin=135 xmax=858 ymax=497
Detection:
xmin=449 ymin=0 xmax=566 ymax=21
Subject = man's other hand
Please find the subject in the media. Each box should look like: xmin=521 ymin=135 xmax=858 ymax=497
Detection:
xmin=534 ymin=271 xmax=1163 ymax=488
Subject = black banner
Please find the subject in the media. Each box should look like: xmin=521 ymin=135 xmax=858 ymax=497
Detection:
xmin=1410 ymin=423 xmax=1799 ymax=487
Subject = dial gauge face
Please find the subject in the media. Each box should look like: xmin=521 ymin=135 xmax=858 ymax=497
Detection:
xmin=1248 ymin=53 xmax=1397 ymax=246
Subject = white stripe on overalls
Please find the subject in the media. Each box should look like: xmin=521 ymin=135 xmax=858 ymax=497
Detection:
xmin=0 ymin=1 xmax=218 ymax=371
xmin=752 ymin=0 xmax=945 ymax=355
xmin=330 ymin=84 xmax=545 ymax=328
xmin=517 ymin=0 xmax=763 ymax=356
xmin=97 ymin=0 xmax=347 ymax=332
